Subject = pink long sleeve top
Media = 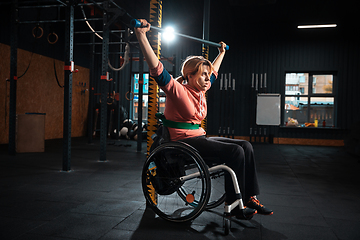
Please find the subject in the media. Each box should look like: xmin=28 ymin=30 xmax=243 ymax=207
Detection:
xmin=150 ymin=62 xmax=218 ymax=141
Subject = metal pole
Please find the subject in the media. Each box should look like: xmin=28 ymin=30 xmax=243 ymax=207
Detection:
xmin=99 ymin=1 xmax=110 ymax=161
xmin=151 ymin=25 xmax=227 ymax=49
xmin=201 ymin=0 xmax=210 ymax=131
xmin=87 ymin=33 xmax=95 ymax=144
xmin=131 ymin=19 xmax=229 ymax=50
xmin=62 ymin=0 xmax=74 ymax=171
xmin=8 ymin=0 xmax=18 ymax=155
xmin=137 ymin=50 xmax=144 ymax=151
xmin=202 ymin=0 xmax=210 ymax=49
xmin=18 ymin=18 xmax=102 ymax=24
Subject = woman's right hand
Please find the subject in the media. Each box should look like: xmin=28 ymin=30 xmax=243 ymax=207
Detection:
xmin=134 ymin=19 xmax=151 ymax=35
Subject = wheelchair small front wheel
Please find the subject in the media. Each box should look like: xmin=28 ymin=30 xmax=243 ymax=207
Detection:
xmin=224 ymin=217 xmax=231 ymax=235
xmin=142 ymin=142 xmax=211 ymax=222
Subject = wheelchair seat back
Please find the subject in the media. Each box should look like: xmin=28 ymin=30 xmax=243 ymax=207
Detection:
xmin=150 ymin=124 xmax=170 ymax=153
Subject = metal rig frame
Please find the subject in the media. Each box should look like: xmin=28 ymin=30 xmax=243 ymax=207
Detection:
xmin=7 ymin=0 xmax=143 ymax=171
xmin=7 ymin=0 xmax=209 ymax=171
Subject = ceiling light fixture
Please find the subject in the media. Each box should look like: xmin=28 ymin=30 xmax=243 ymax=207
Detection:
xmin=297 ymin=24 xmax=337 ymax=29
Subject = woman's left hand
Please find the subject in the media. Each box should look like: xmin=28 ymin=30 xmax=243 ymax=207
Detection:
xmin=218 ymin=41 xmax=227 ymax=53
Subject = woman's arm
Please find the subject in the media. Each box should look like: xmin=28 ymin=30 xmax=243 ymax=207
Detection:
xmin=134 ymin=19 xmax=159 ymax=69
xmin=135 ymin=19 xmax=174 ymax=87
xmin=212 ymin=41 xmax=227 ymax=73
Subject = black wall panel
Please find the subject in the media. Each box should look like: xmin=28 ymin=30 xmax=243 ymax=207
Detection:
xmin=203 ymin=27 xmax=359 ymax=139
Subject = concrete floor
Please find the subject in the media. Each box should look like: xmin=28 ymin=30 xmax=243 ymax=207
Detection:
xmin=1 ymin=137 xmax=359 ymax=240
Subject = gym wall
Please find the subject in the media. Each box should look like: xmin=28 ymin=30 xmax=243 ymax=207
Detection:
xmin=0 ymin=43 xmax=90 ymax=145
xmin=203 ymin=20 xmax=359 ymax=144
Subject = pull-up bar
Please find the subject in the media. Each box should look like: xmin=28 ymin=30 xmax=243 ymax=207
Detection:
xmin=130 ymin=19 xmax=229 ymax=50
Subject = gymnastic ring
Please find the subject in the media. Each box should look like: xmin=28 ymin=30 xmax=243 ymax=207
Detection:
xmin=47 ymin=32 xmax=58 ymax=44
xmin=107 ymin=95 xmax=114 ymax=105
xmin=125 ymin=91 xmax=134 ymax=101
xmin=32 ymin=26 xmax=43 ymax=39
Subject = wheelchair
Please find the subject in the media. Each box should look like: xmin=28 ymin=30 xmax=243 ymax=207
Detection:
xmin=141 ymin=124 xmax=252 ymax=235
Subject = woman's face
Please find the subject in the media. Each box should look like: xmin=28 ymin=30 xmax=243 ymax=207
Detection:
xmin=188 ymin=65 xmax=211 ymax=92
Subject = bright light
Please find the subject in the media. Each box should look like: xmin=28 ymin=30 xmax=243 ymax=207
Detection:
xmin=297 ymin=24 xmax=337 ymax=29
xmin=162 ymin=26 xmax=175 ymax=42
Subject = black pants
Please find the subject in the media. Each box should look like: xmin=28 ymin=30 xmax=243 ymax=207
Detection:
xmin=180 ymin=136 xmax=260 ymax=202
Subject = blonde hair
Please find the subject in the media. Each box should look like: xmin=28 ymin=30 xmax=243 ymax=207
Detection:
xmin=175 ymin=56 xmax=213 ymax=84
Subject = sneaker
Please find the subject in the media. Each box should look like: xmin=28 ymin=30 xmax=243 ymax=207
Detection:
xmin=245 ymin=196 xmax=273 ymax=215
xmin=230 ymin=206 xmax=257 ymax=220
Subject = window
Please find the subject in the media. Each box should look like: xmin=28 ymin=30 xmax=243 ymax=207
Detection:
xmin=132 ymin=73 xmax=165 ymax=121
xmin=132 ymin=73 xmax=149 ymax=121
xmin=284 ymin=72 xmax=336 ymax=127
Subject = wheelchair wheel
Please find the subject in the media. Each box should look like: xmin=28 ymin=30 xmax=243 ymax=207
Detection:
xmin=142 ymin=142 xmax=211 ymax=222
xmin=178 ymin=167 xmax=225 ymax=210
xmin=206 ymin=168 xmax=226 ymax=209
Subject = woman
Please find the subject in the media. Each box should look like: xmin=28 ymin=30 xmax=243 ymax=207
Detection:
xmin=135 ymin=19 xmax=272 ymax=219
